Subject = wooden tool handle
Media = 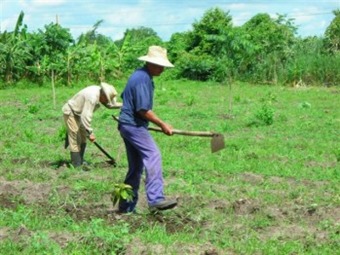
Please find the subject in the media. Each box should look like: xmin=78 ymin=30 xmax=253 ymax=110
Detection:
xmin=148 ymin=126 xmax=216 ymax=137
xmin=112 ymin=115 xmax=217 ymax=138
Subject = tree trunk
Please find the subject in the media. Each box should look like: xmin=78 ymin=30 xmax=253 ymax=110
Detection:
xmin=51 ymin=70 xmax=56 ymax=109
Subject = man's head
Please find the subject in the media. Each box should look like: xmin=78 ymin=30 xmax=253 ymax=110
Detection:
xmin=138 ymin=46 xmax=174 ymax=76
xmin=99 ymin=82 xmax=122 ymax=109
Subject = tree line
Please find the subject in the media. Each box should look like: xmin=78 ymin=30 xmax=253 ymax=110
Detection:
xmin=0 ymin=8 xmax=339 ymax=88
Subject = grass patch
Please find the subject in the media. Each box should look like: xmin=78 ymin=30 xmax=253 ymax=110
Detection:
xmin=0 ymin=81 xmax=339 ymax=254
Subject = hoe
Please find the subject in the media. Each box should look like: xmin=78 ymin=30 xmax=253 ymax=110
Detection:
xmin=112 ymin=115 xmax=225 ymax=153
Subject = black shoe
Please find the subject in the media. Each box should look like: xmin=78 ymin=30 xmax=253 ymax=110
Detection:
xmin=149 ymin=199 xmax=177 ymax=212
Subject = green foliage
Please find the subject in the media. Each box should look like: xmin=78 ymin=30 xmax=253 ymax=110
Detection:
xmin=172 ymin=8 xmax=236 ymax=81
xmin=0 ymin=8 xmax=339 ymax=87
xmin=167 ymin=31 xmax=191 ymax=60
xmin=118 ymin=27 xmax=164 ymax=72
xmin=111 ymin=183 xmax=134 ymax=207
xmin=299 ymin=101 xmax=311 ymax=109
xmin=255 ymin=102 xmax=275 ymax=125
xmin=175 ymin=52 xmax=215 ymax=81
xmin=189 ymin=7 xmax=233 ymax=52
xmin=285 ymin=40 xmax=340 ymax=86
xmin=36 ymin=22 xmax=74 ymax=86
xmin=0 ymin=11 xmax=31 ymax=84
xmin=333 ymin=148 xmax=340 ymax=162
xmin=247 ymin=92 xmax=276 ymax=126
xmin=27 ymin=104 xmax=39 ymax=114
xmin=41 ymin=23 xmax=74 ymax=55
xmin=324 ymin=9 xmax=340 ymax=53
xmin=241 ymin=13 xmax=297 ymax=84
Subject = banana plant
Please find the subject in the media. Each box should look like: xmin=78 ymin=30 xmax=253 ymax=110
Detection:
xmin=0 ymin=11 xmax=31 ymax=83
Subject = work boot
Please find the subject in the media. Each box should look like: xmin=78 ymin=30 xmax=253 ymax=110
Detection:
xmin=70 ymin=152 xmax=82 ymax=168
xmin=80 ymin=143 xmax=87 ymax=165
xmin=80 ymin=143 xmax=91 ymax=171
xmin=149 ymin=199 xmax=177 ymax=212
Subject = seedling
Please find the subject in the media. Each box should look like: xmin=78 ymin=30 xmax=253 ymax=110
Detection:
xmin=111 ymin=183 xmax=134 ymax=206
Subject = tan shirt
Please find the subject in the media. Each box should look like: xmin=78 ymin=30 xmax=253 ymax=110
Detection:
xmin=62 ymin=85 xmax=101 ymax=133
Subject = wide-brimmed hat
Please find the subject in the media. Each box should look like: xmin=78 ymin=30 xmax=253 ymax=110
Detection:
xmin=100 ymin=82 xmax=122 ymax=109
xmin=138 ymin=46 xmax=174 ymax=67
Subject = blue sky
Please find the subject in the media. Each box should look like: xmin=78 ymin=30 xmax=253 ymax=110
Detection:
xmin=1 ymin=0 xmax=339 ymax=41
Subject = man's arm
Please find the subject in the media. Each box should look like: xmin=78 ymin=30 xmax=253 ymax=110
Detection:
xmin=138 ymin=110 xmax=173 ymax=136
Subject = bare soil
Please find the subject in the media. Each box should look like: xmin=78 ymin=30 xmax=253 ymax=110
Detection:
xmin=0 ymin=168 xmax=339 ymax=254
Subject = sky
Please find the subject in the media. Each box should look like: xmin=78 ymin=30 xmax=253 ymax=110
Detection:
xmin=1 ymin=0 xmax=339 ymax=41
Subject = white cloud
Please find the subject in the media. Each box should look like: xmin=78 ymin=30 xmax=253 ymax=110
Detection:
xmin=1 ymin=0 xmax=337 ymax=39
xmin=228 ymin=3 xmax=248 ymax=11
xmin=290 ymin=7 xmax=320 ymax=24
xmin=31 ymin=0 xmax=67 ymax=6
xmin=103 ymin=6 xmax=145 ymax=26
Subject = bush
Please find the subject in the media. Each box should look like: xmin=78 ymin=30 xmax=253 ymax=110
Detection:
xmin=174 ymin=53 xmax=234 ymax=82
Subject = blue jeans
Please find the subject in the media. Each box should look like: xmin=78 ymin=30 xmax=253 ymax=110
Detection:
xmin=118 ymin=124 xmax=165 ymax=212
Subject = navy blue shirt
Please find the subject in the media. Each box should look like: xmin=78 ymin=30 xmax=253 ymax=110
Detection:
xmin=119 ymin=67 xmax=154 ymax=127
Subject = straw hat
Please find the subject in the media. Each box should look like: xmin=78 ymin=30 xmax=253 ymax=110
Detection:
xmin=138 ymin=46 xmax=174 ymax=67
xmin=100 ymin=82 xmax=122 ymax=109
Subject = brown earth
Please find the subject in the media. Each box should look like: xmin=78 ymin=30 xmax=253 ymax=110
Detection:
xmin=0 ymin=170 xmax=339 ymax=254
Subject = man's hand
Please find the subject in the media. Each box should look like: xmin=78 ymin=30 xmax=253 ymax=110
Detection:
xmin=160 ymin=122 xmax=173 ymax=136
xmin=138 ymin=110 xmax=173 ymax=136
xmin=88 ymin=133 xmax=96 ymax=142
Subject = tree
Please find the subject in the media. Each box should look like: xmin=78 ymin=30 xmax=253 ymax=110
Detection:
xmin=189 ymin=7 xmax=233 ymax=55
xmin=324 ymin=9 xmax=340 ymax=54
xmin=39 ymin=22 xmax=74 ymax=82
xmin=241 ymin=13 xmax=297 ymax=83
xmin=115 ymin=27 xmax=163 ymax=71
xmin=172 ymin=7 xmax=236 ymax=81
xmin=38 ymin=23 xmax=73 ymax=107
xmin=167 ymin=31 xmax=191 ymax=61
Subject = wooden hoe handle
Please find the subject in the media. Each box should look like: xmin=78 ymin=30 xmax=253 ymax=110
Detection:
xmin=112 ymin=115 xmax=219 ymax=137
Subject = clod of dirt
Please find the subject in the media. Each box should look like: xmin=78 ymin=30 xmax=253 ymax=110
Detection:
xmin=0 ymin=227 xmax=11 ymax=240
xmin=239 ymin=172 xmax=264 ymax=185
xmin=232 ymin=198 xmax=260 ymax=215
xmin=0 ymin=194 xmax=18 ymax=209
xmin=48 ymin=232 xmax=78 ymax=248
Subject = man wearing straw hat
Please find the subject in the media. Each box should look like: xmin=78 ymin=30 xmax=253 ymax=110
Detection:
xmin=63 ymin=82 xmax=121 ymax=169
xmin=117 ymin=45 xmax=177 ymax=213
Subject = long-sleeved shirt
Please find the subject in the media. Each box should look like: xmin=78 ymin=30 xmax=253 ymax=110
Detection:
xmin=62 ymin=85 xmax=101 ymax=133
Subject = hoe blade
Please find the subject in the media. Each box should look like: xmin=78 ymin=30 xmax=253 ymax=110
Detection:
xmin=211 ymin=133 xmax=225 ymax=153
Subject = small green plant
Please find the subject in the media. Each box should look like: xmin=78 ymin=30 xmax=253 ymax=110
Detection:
xmin=247 ymin=102 xmax=275 ymax=127
xmin=299 ymin=101 xmax=312 ymax=108
xmin=24 ymin=129 xmax=34 ymax=141
xmin=260 ymin=92 xmax=277 ymax=103
xmin=28 ymin=104 xmax=39 ymax=114
xmin=234 ymin=95 xmax=241 ymax=103
xmin=333 ymin=148 xmax=340 ymax=162
xmin=185 ymin=95 xmax=196 ymax=106
xmin=111 ymin=183 xmax=134 ymax=206
xmin=255 ymin=102 xmax=275 ymax=125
